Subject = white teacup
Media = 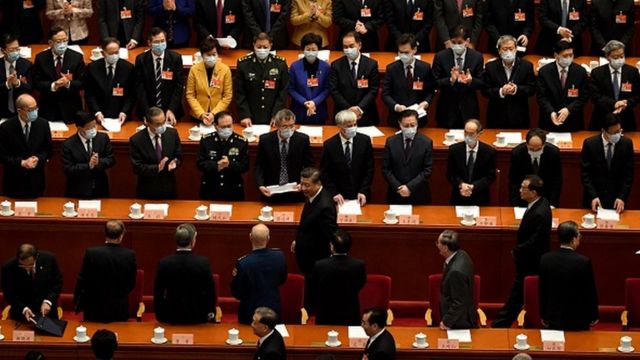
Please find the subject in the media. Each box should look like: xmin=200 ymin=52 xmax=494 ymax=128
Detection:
xmin=243 ymin=127 xmax=255 ymax=140
xmin=384 ymin=210 xmax=397 ymax=222
xmin=1 ymin=200 xmax=11 ymax=213
xmin=196 ymin=205 xmax=208 ymax=218
xmin=444 ymin=132 xmax=455 ymax=142
xmin=228 ymin=328 xmax=239 ymax=342
xmin=91 ymin=48 xmax=102 ymax=59
xmin=415 ymin=332 xmax=427 ymax=346
xmin=327 ymin=330 xmax=339 ymax=345
xmin=589 ymin=60 xmax=599 ymax=71
xmin=620 ymin=336 xmax=633 ymax=350
xmin=153 ymin=327 xmax=165 ymax=341
xmin=546 ymin=134 xmax=556 ymax=144
xmin=130 ymin=203 xmax=142 ymax=216
xmin=63 ymin=202 xmax=75 ymax=215
xmin=463 ymin=212 xmax=475 ymax=224
xmin=496 ymin=134 xmax=506 ymax=146
xmin=582 ymin=213 xmax=595 ymax=226
xmin=516 ymin=333 xmax=528 ymax=348
xmin=261 ymin=206 xmax=273 ymax=219
xmin=76 ymin=325 xmax=87 ymax=340
xmin=636 ymin=61 xmax=640 ymax=72
xmin=189 ymin=127 xmax=201 ymax=139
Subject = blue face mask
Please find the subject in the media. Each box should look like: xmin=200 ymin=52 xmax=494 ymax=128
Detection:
xmin=53 ymin=42 xmax=68 ymax=55
xmin=217 ymin=127 xmax=233 ymax=139
xmin=151 ymin=42 xmax=166 ymax=55
xmin=5 ymin=51 xmax=20 ymax=63
xmin=27 ymin=109 xmax=38 ymax=122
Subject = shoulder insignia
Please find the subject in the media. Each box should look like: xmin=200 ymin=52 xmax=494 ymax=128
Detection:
xmin=238 ymin=55 xmax=251 ymax=62
xmin=274 ymin=55 xmax=287 ymax=62
xmin=202 ymin=132 xmax=214 ymax=139
xmin=237 ymin=254 xmax=248 ymax=261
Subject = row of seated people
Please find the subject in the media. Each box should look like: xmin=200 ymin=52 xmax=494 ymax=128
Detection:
xmin=0 ymin=0 xmax=636 ymax=58
xmin=2 ymin=25 xmax=640 ymax=132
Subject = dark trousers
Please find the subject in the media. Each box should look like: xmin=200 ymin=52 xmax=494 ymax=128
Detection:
xmin=492 ymin=261 xmax=538 ymax=328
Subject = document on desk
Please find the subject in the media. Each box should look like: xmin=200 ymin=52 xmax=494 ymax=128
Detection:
xmin=339 ymin=200 xmax=362 ymax=215
xmin=497 ymin=132 xmax=523 ymax=145
xmin=266 ymin=182 xmax=298 ymax=194
xmin=357 ymin=126 xmax=385 ymax=138
xmin=118 ymin=48 xmax=129 ymax=60
xmin=297 ymin=126 xmax=323 ymax=138
xmin=199 ymin=124 xmax=216 ymax=135
xmin=455 ymin=206 xmax=480 ymax=218
xmin=144 ymin=203 xmax=169 ymax=216
xmin=447 ymin=330 xmax=472 ymax=342
xmin=15 ymin=201 xmax=38 ymax=212
xmin=540 ymin=330 xmax=565 ymax=342
xmin=102 ymin=118 xmax=122 ymax=133
xmin=210 ymin=204 xmax=233 ymax=216
xmin=19 ymin=47 xmax=32 ymax=58
xmin=389 ymin=205 xmax=412 ymax=216
xmin=513 ymin=207 xmax=527 ymax=220
xmin=78 ymin=200 xmax=101 ymax=211
xmin=181 ymin=55 xmax=194 ymax=66
xmin=48 ymin=122 xmax=69 ymax=132
xmin=596 ymin=207 xmax=620 ymax=221
xmin=407 ymin=104 xmax=427 ymax=118
xmin=275 ymin=324 xmax=289 ymax=337
xmin=249 ymin=125 xmax=272 ymax=138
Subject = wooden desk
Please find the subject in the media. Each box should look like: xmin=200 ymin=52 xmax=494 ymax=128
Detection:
xmin=0 ymin=319 xmax=638 ymax=359
xmin=0 ymin=198 xmax=639 ymax=306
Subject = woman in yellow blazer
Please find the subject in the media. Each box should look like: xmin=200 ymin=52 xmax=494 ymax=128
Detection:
xmin=290 ymin=0 xmax=332 ymax=47
xmin=186 ymin=37 xmax=233 ymax=125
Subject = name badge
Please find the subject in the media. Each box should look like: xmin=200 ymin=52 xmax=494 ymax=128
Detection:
xmin=543 ymin=341 xmax=565 ymax=351
xmin=270 ymin=2 xmax=281 ymax=12
xmin=567 ymin=86 xmax=579 ymax=98
xmin=13 ymin=330 xmax=35 ymax=342
xmin=264 ymin=79 xmax=276 ymax=89
xmin=438 ymin=338 xmax=460 ymax=349
xmin=78 ymin=207 xmax=98 ymax=218
xmin=274 ymin=211 xmax=294 ymax=222
xmin=225 ymin=13 xmax=236 ymax=23
xmin=413 ymin=9 xmax=423 ymax=20
xmin=462 ymin=6 xmax=474 ymax=18
xmin=514 ymin=10 xmax=525 ymax=21
xmin=361 ymin=6 xmax=371 ymax=17
xmin=622 ymin=82 xmax=632 ymax=92
xmin=306 ymin=77 xmax=319 ymax=87
xmin=616 ymin=12 xmax=627 ymax=24
xmin=23 ymin=0 xmax=34 ymax=8
xmin=569 ymin=10 xmax=579 ymax=21
xmin=112 ymin=86 xmax=124 ymax=96
xmin=338 ymin=214 xmax=357 ymax=223
xmin=172 ymin=333 xmax=194 ymax=345
xmin=161 ymin=70 xmax=173 ymax=80
xmin=210 ymin=78 xmax=221 ymax=88
xmin=120 ymin=8 xmax=132 ymax=19
xmin=412 ymin=80 xmax=423 ymax=90
xmin=398 ymin=214 xmax=420 ymax=225
xmin=357 ymin=78 xmax=369 ymax=88
xmin=476 ymin=216 xmax=497 ymax=227
xmin=210 ymin=211 xmax=231 ymax=221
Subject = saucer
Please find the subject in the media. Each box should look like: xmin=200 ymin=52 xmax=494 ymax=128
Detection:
xmin=383 ymin=218 xmax=398 ymax=225
xmin=325 ymin=340 xmax=341 ymax=347
xmin=618 ymin=346 xmax=634 ymax=353
xmin=188 ymin=135 xmax=202 ymax=141
xmin=225 ymin=339 xmax=243 ymax=345
xmin=412 ymin=341 xmax=429 ymax=349
xmin=0 ymin=333 xmax=5 ymax=340
xmin=62 ymin=211 xmax=78 ymax=218
xmin=245 ymin=136 xmax=257 ymax=142
xmin=581 ymin=222 xmax=597 ymax=229
xmin=461 ymin=219 xmax=476 ymax=226
xmin=128 ymin=213 xmax=144 ymax=220
xmin=194 ymin=214 xmax=210 ymax=221
xmin=514 ymin=344 xmax=530 ymax=350
xmin=151 ymin=337 xmax=168 ymax=344
xmin=73 ymin=336 xmax=91 ymax=343
xmin=493 ymin=141 xmax=509 ymax=148
xmin=258 ymin=215 xmax=273 ymax=222
xmin=0 ymin=210 xmax=14 ymax=217
xmin=442 ymin=140 xmax=456 ymax=146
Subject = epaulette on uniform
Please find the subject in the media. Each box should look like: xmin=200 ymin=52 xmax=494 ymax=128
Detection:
xmin=238 ymin=55 xmax=252 ymax=62
xmin=202 ymin=132 xmax=214 ymax=139
xmin=274 ymin=55 xmax=287 ymax=62
xmin=233 ymin=133 xmax=247 ymax=141
xmin=237 ymin=254 xmax=248 ymax=262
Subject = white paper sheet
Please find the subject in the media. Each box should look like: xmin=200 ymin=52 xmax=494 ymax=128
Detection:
xmin=19 ymin=47 xmax=32 ymax=59
xmin=78 ymin=200 xmax=101 ymax=211
xmin=49 ymin=122 xmax=69 ymax=132
xmin=181 ymin=55 xmax=194 ymax=66
xmin=448 ymin=129 xmax=465 ymax=141
xmin=339 ymin=200 xmax=362 ymax=215
xmin=118 ymin=48 xmax=129 ymax=60
xmin=210 ymin=204 xmax=233 ymax=216
xmin=514 ymin=207 xmax=527 ymax=220
xmin=67 ymin=45 xmax=84 ymax=55
xmin=266 ymin=182 xmax=298 ymax=194
xmin=297 ymin=126 xmax=323 ymax=138
xmin=447 ymin=330 xmax=472 ymax=342
xmin=389 ymin=205 xmax=412 ymax=216
xmin=102 ymin=118 xmax=122 ymax=133
xmin=217 ymin=37 xmax=238 ymax=49
xmin=597 ymin=207 xmax=620 ymax=221
xmin=144 ymin=203 xmax=169 ymax=216
xmin=455 ymin=206 xmax=480 ymax=218
xmin=407 ymin=104 xmax=427 ymax=118
xmin=275 ymin=324 xmax=289 ymax=337
xmin=497 ymin=132 xmax=523 ymax=144
xmin=15 ymin=201 xmax=38 ymax=212
xmin=540 ymin=330 xmax=565 ymax=342
xmin=599 ymin=57 xmax=609 ymax=66
xmin=548 ymin=132 xmax=572 ymax=143
xmin=636 ymin=249 xmax=640 ymax=255
xmin=517 ymin=46 xmax=527 ymax=53
xmin=247 ymin=125 xmax=272 ymax=138
xmin=348 ymin=326 xmax=368 ymax=339
xmin=357 ymin=126 xmax=384 ymax=138
xmin=199 ymin=124 xmax=216 ymax=135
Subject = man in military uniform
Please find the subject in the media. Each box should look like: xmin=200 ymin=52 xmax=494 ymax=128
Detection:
xmin=196 ymin=111 xmax=249 ymax=200
xmin=233 ymin=32 xmax=289 ymax=127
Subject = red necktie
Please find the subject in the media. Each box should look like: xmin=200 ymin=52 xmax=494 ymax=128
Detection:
xmin=457 ymin=0 xmax=463 ymax=12
xmin=216 ymin=0 xmax=224 ymax=38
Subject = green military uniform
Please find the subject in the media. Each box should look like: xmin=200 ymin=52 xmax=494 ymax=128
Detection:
xmin=196 ymin=131 xmax=249 ymax=200
xmin=233 ymin=53 xmax=289 ymax=124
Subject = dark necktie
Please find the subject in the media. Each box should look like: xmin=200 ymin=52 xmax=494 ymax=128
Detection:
xmin=24 ymin=123 xmax=29 ymax=142
xmin=55 ymin=56 xmax=62 ymax=77
xmin=456 ymin=0 xmax=463 ymax=12
xmin=155 ymin=58 xmax=163 ymax=107
xmin=407 ymin=0 xmax=413 ymax=15
xmin=279 ymin=140 xmax=288 ymax=185
xmin=351 ymin=61 xmax=357 ymax=81
xmin=606 ymin=143 xmax=613 ymax=169
xmin=216 ymin=0 xmax=224 ymax=37
xmin=560 ymin=69 xmax=567 ymax=88
xmin=467 ymin=149 xmax=475 ymax=181
xmin=167 ymin=12 xmax=174 ymax=43
xmin=265 ymin=0 xmax=271 ymax=32
xmin=345 ymin=140 xmax=352 ymax=167
xmin=613 ymin=70 xmax=620 ymax=100
xmin=456 ymin=56 xmax=463 ymax=69
xmin=404 ymin=138 xmax=412 ymax=159
xmin=155 ymin=135 xmax=163 ymax=162
xmin=86 ymin=139 xmax=92 ymax=155
xmin=8 ymin=64 xmax=15 ymax=113
xmin=532 ymin=157 xmax=539 ymax=174
xmin=406 ymin=64 xmax=413 ymax=89
xmin=107 ymin=65 xmax=114 ymax=86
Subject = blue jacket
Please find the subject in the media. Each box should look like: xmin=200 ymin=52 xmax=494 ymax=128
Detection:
xmin=288 ymin=58 xmax=330 ymax=124
xmin=147 ymin=0 xmax=195 ymax=46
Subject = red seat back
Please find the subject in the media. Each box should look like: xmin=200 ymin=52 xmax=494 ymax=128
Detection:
xmin=523 ymin=275 xmax=540 ymax=328
xmin=212 ymin=273 xmax=220 ymax=305
xmin=359 ymin=274 xmax=391 ymax=311
xmin=279 ymin=273 xmax=305 ymax=324
xmin=127 ymin=269 xmax=144 ymax=318
xmin=427 ymin=273 xmax=481 ymax=325
xmin=625 ymin=278 xmax=640 ymax=327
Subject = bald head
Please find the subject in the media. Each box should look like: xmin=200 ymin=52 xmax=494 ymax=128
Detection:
xmin=16 ymin=94 xmax=36 ymax=109
xmin=250 ymin=224 xmax=270 ymax=249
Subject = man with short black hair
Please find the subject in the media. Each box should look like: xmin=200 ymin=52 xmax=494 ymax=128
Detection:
xmin=154 ymin=224 xmax=216 ymax=324
xmin=252 ymin=307 xmax=286 ymax=360
xmin=0 ymin=34 xmax=32 ymax=120
xmin=91 ymin=329 xmax=118 ymax=360
xmin=361 ymin=307 xmax=396 ymax=359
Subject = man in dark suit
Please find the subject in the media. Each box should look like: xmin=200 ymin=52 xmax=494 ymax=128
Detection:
xmin=361 ymin=307 xmax=396 ymax=359
xmin=85 ymin=38 xmax=136 ymax=125
xmin=581 ymin=113 xmax=634 ymax=213
xmin=74 ymin=220 xmax=137 ymax=323
xmin=91 ymin=329 xmax=118 ymax=360
xmin=252 ymin=307 xmax=286 ymax=360
xmin=329 ymin=32 xmax=380 ymax=126
xmin=147 ymin=0 xmax=194 ymax=48
xmin=1 ymin=244 xmax=62 ymax=321
xmin=97 ymin=0 xmax=145 ymax=49
xmin=433 ymin=26 xmax=484 ymax=128
xmin=482 ymin=35 xmax=536 ymax=129
xmin=62 ymin=112 xmax=115 ymax=199
xmin=309 ymin=229 xmax=366 ymax=325
xmin=33 ymin=26 xmax=85 ymax=124
xmin=231 ymin=224 xmax=287 ymax=324
xmin=540 ymin=220 xmax=599 ymax=330
xmin=242 ymin=0 xmax=290 ymax=49
xmin=509 ymin=128 xmax=562 ymax=207
xmin=382 ymin=109 xmax=433 ymax=204
xmin=589 ymin=40 xmax=640 ymax=131
xmin=446 ymin=119 xmax=496 ymax=206
xmin=385 ymin=0 xmax=433 ymax=53
xmin=129 ymin=107 xmax=183 ymax=199
xmin=292 ymin=167 xmax=338 ymax=308
xmin=194 ymin=0 xmax=244 ymax=44
xmin=0 ymin=0 xmax=44 ymax=45
xmin=536 ymin=0 xmax=587 ymax=56
xmin=154 ymin=223 xmax=216 ymax=324
xmin=436 ymin=230 xmax=476 ymax=329
xmin=433 ymin=0 xmax=483 ymax=49
xmin=589 ymin=0 xmax=635 ymax=55
xmin=134 ymin=27 xmax=184 ymax=124
xmin=0 ymin=94 xmax=52 ymax=198
xmin=333 ymin=0 xmax=384 ymax=52
xmin=255 ymin=109 xmax=314 ymax=203
xmin=484 ymin=0 xmax=534 ymax=53
xmin=0 ymin=34 xmax=33 ymax=120
xmin=320 ymin=110 xmax=374 ymax=206
xmin=382 ymin=34 xmax=435 ymax=127
xmin=537 ymin=41 xmax=589 ymax=132
xmin=493 ymin=175 xmax=552 ymax=328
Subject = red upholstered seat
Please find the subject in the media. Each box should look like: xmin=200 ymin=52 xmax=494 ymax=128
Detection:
xmin=278 ymin=273 xmax=306 ymax=324
xmin=517 ymin=275 xmax=540 ymax=328
xmin=359 ymin=274 xmax=393 ymax=325
xmin=425 ymin=273 xmax=485 ymax=327
xmin=622 ymin=278 xmax=640 ymax=330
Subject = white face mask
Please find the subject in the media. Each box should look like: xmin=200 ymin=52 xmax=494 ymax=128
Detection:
xmin=279 ymin=127 xmax=294 ymax=139
xmin=204 ymin=55 xmax=218 ymax=68
xmin=464 ymin=135 xmax=477 ymax=148
xmin=401 ymin=126 xmax=417 ymax=139
xmin=254 ymin=48 xmax=270 ymax=60
xmin=500 ymin=50 xmax=516 ymax=63
xmin=217 ymin=127 xmax=232 ymax=139
xmin=105 ymin=54 xmax=119 ymax=65
xmin=342 ymin=126 xmax=357 ymax=139
xmin=344 ymin=47 xmax=359 ymax=61
xmin=84 ymin=127 xmax=97 ymax=139
xmin=398 ymin=53 xmax=413 ymax=65
xmin=304 ymin=50 xmax=318 ymax=63
xmin=451 ymin=44 xmax=466 ymax=56
xmin=558 ymin=56 xmax=573 ymax=68
xmin=528 ymin=149 xmax=542 ymax=158
xmin=610 ymin=57 xmax=625 ymax=70
xmin=608 ymin=132 xmax=622 ymax=144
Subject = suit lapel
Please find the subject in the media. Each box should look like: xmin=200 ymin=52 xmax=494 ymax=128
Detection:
xmin=73 ymin=134 xmax=91 ymax=161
